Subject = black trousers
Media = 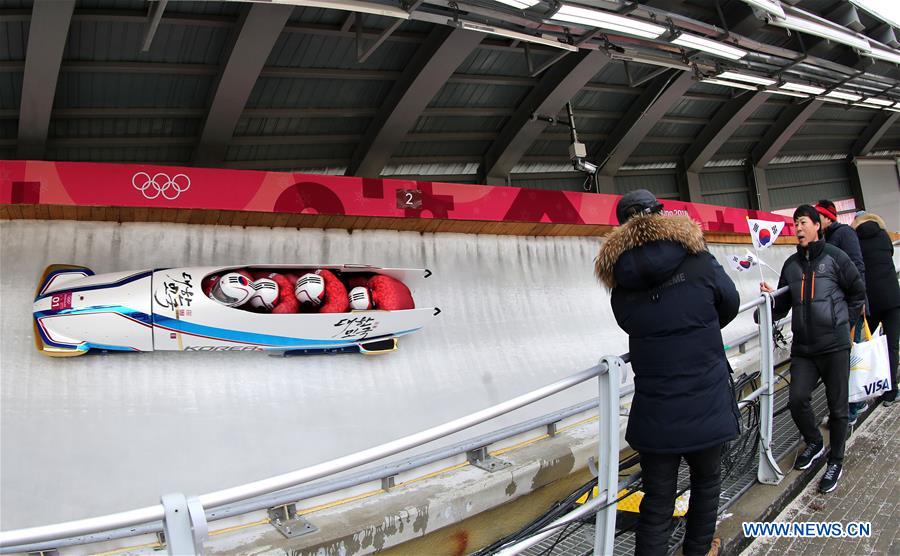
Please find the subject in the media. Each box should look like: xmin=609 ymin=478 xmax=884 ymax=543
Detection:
xmin=869 ymin=307 xmax=900 ymax=400
xmin=789 ymin=351 xmax=849 ymax=465
xmin=636 ymin=444 xmax=722 ymax=556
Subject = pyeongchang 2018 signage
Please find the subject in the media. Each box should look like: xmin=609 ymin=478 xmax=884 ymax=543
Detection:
xmin=0 ymin=160 xmax=793 ymax=235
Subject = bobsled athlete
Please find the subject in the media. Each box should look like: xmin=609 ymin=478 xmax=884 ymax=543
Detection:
xmin=760 ymin=205 xmax=865 ymax=494
xmin=206 ymin=271 xmax=279 ymax=313
xmin=595 ymin=189 xmax=740 ymax=556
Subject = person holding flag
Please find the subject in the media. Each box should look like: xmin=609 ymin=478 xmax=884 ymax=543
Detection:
xmin=760 ymin=205 xmax=866 ymax=494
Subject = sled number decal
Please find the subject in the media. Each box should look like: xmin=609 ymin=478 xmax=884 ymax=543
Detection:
xmin=51 ymin=292 xmax=72 ymax=310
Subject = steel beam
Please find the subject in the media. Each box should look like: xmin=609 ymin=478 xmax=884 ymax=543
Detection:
xmin=852 ymin=111 xmax=900 ymax=157
xmin=481 ymin=49 xmax=611 ymax=184
xmin=684 ymin=91 xmax=769 ymax=173
xmin=140 ymin=0 xmax=168 ymax=52
xmin=194 ymin=2 xmax=293 ymax=166
xmin=682 ymin=170 xmax=703 ymax=203
xmin=594 ymin=70 xmax=696 ymax=176
xmin=751 ymin=99 xmax=823 ymax=168
xmin=748 ymin=164 xmax=771 ymax=212
xmin=347 ymin=26 xmax=483 ymax=178
xmin=16 ymin=0 xmax=75 ymax=159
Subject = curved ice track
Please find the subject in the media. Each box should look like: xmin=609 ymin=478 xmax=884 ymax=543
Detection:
xmin=1 ymin=220 xmax=794 ymax=529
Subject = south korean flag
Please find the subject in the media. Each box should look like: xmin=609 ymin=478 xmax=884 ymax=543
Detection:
xmin=729 ymin=250 xmax=758 ymax=273
xmin=747 ymin=219 xmax=785 ymax=250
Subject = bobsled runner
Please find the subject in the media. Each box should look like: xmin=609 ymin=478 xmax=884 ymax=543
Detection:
xmin=33 ymin=264 xmax=438 ymax=357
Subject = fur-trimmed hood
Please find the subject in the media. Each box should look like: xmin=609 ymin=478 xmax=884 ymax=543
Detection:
xmin=852 ymin=212 xmax=887 ymax=232
xmin=594 ymin=214 xmax=706 ymax=289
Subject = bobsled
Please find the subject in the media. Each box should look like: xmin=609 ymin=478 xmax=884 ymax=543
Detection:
xmin=32 ymin=264 xmax=439 ymax=357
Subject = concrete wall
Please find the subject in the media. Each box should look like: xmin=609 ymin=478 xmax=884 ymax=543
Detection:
xmin=854 ymin=157 xmax=900 ymax=232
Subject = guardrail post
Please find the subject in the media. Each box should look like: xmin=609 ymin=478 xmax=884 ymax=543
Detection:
xmin=160 ymin=493 xmax=207 ymax=555
xmin=595 ymin=356 xmax=623 ymax=556
xmin=756 ymin=293 xmax=784 ymax=485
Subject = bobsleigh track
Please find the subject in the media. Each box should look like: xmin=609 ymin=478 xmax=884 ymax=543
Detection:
xmin=1 ymin=220 xmax=796 ymax=530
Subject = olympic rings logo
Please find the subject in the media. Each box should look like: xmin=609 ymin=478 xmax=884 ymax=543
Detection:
xmin=132 ymin=172 xmax=191 ymax=200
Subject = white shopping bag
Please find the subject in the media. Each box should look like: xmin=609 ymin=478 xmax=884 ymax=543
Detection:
xmin=849 ymin=318 xmax=892 ymax=403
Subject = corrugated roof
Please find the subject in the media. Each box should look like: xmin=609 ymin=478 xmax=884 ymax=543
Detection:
xmin=800 ymin=122 xmax=867 ymax=137
xmin=614 ymin=173 xmax=679 ymax=196
xmin=225 ymin=142 xmax=355 ymax=162
xmin=457 ymin=48 xmax=535 ymax=77
xmin=267 ymin=32 xmax=418 ymax=71
xmin=525 ymin=140 xmax=569 ymax=157
xmin=394 ymin=140 xmax=491 ymax=157
xmin=64 ymin=21 xmax=228 ymax=64
xmin=782 ymin=137 xmax=855 ymax=153
xmin=0 ymin=73 xmax=23 ymax=109
xmin=769 ymin=181 xmax=853 ymax=209
xmin=75 ymin=0 xmax=144 ymax=10
xmin=45 ymin=145 xmax=193 ymax=163
xmin=766 ymin=160 xmax=849 ymax=186
xmin=0 ymin=119 xmax=17 ymax=139
xmin=812 ymin=106 xmax=873 ymax=123
xmin=428 ymin=83 xmax=530 ymax=108
xmin=411 ymin=115 xmax=507 ymax=133
xmin=54 ymin=73 xmax=215 ymax=108
xmin=510 ymin=175 xmax=590 ymax=191
xmin=573 ymin=89 xmax=635 ymax=112
xmin=749 ymin=103 xmax=785 ymax=121
xmin=665 ymin=98 xmax=723 ymax=119
xmin=649 ymin=121 xmax=706 ymax=138
xmin=235 ymin=117 xmax=371 ymax=137
xmin=632 ymin=141 xmax=687 ymax=157
xmin=699 ymin=170 xmax=746 ymax=193
xmin=246 ymin=77 xmax=393 ymax=108
xmin=48 ymin=117 xmax=201 ymax=138
xmin=703 ymin=191 xmax=751 ymax=209
xmin=159 ymin=1 xmax=242 ymax=17
xmin=591 ymin=62 xmax=642 ymax=86
xmin=0 ymin=21 xmax=27 ymax=61
xmin=568 ymin=117 xmax=619 ymax=135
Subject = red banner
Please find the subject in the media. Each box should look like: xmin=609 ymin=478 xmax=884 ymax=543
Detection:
xmin=0 ymin=160 xmax=793 ymax=235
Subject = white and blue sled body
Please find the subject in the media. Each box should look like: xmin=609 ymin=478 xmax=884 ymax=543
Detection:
xmin=32 ymin=264 xmax=437 ymax=357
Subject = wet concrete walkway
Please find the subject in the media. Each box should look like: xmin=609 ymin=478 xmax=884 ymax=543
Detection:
xmin=741 ymin=403 xmax=899 ymax=555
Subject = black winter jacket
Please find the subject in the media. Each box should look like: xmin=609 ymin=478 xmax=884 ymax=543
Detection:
xmin=853 ymin=214 xmax=900 ymax=314
xmin=824 ymin=221 xmax=866 ymax=287
xmin=595 ymin=215 xmax=741 ymax=454
xmin=772 ymin=240 xmax=866 ymax=356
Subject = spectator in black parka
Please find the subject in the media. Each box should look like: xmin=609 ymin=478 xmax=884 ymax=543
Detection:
xmin=595 ymin=189 xmax=740 ymax=556
xmin=852 ymin=211 xmax=899 ymax=404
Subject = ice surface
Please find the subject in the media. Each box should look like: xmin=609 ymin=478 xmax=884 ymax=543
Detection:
xmin=1 ymin=220 xmax=801 ymax=529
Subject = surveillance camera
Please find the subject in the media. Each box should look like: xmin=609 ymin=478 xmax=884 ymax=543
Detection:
xmin=573 ymin=158 xmax=598 ymax=175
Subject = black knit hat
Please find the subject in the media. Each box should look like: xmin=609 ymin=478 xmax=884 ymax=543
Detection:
xmin=616 ymin=189 xmax=663 ymax=224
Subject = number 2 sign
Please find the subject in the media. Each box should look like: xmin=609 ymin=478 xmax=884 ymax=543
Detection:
xmin=396 ymin=189 xmax=422 ymax=209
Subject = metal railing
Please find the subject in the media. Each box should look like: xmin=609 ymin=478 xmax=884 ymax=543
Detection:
xmin=1 ymin=287 xmax=791 ymax=556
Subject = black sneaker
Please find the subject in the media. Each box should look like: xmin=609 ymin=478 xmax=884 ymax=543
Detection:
xmin=794 ymin=441 xmax=825 ymax=470
xmin=818 ymin=463 xmax=842 ymax=493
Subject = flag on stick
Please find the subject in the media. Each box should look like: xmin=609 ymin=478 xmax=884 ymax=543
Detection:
xmin=747 ymin=219 xmax=785 ymax=250
xmin=728 ymin=250 xmax=758 ymax=272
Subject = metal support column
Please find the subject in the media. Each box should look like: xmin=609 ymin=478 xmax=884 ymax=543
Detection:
xmin=595 ymin=356 xmax=623 ymax=555
xmin=160 ymin=493 xmax=207 ymax=555
xmin=756 ymin=294 xmax=784 ymax=485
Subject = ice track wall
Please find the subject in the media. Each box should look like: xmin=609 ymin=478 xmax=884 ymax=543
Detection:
xmin=1 ymin=220 xmax=794 ymax=529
